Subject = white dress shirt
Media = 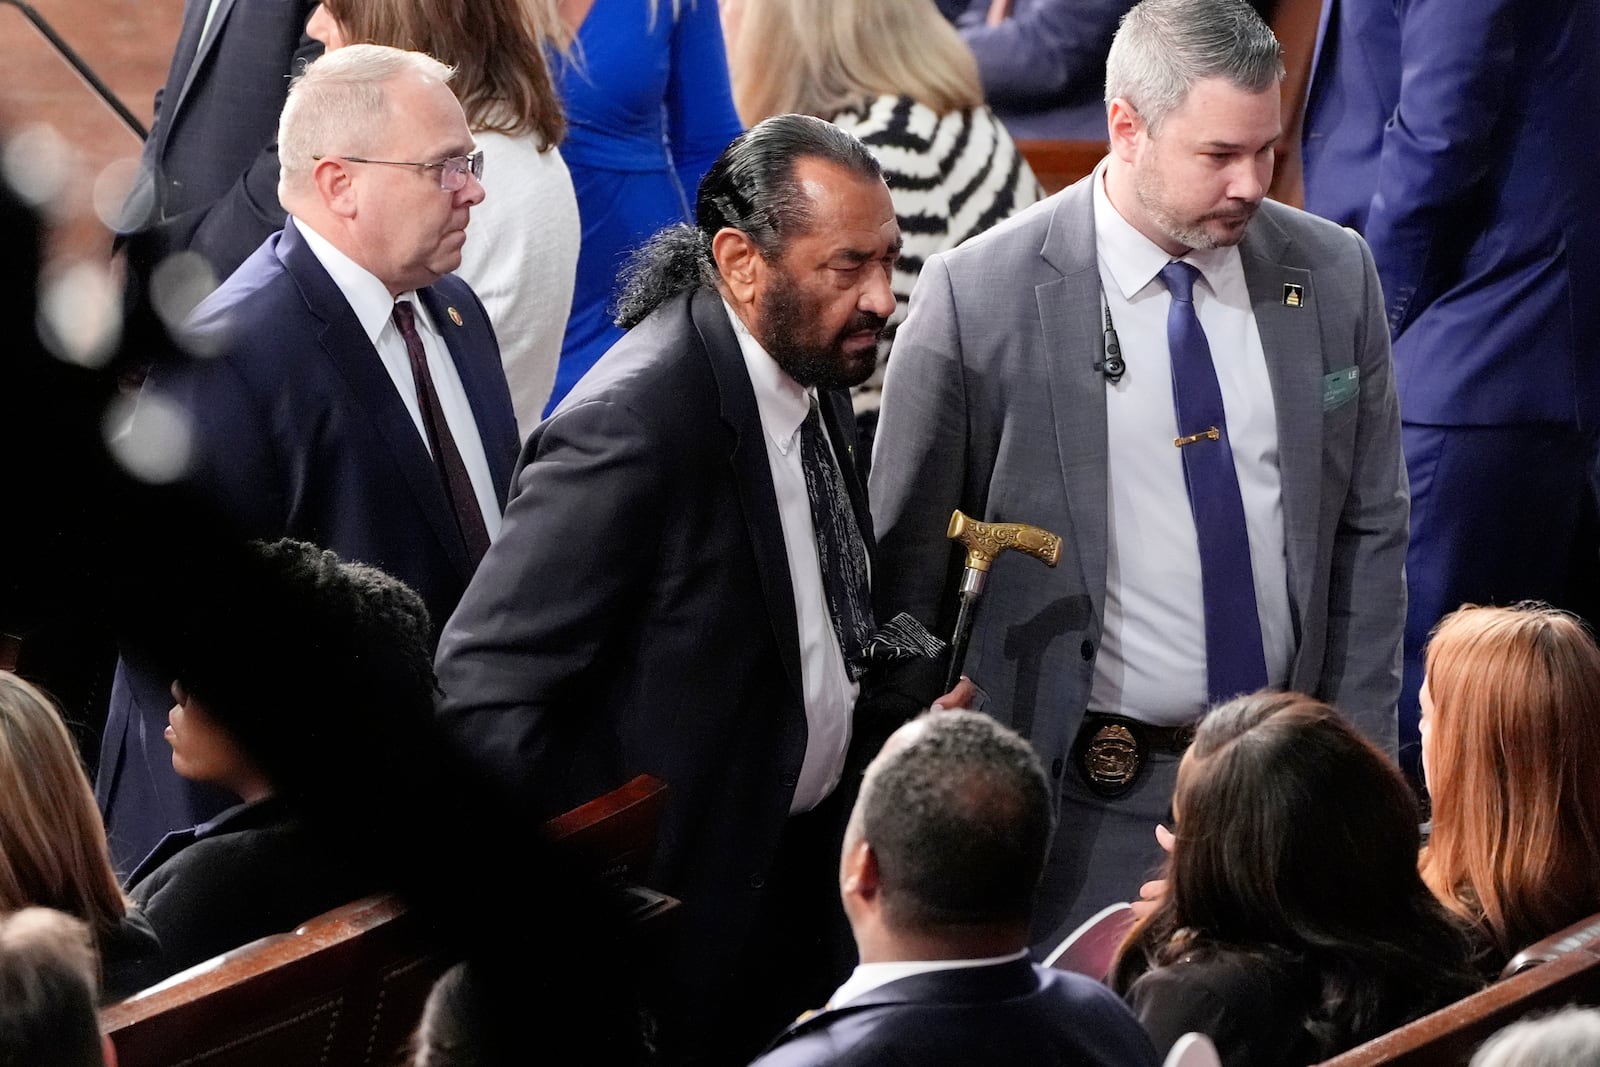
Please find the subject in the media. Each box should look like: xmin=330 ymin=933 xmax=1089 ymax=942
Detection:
xmin=725 ymin=302 xmax=859 ymax=813
xmin=295 ymin=217 xmax=503 ymax=543
xmin=198 ymin=0 xmax=227 ymax=49
xmin=1087 ymin=167 xmax=1293 ymax=725
xmin=827 ymin=949 xmax=1031 ymax=1009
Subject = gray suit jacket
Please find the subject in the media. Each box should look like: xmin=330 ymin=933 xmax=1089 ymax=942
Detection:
xmin=869 ymin=172 xmax=1405 ymax=781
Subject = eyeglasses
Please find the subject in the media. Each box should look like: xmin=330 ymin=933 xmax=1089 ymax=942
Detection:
xmin=312 ymin=149 xmax=485 ymax=191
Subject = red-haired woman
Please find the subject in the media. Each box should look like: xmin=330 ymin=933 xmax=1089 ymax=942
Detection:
xmin=1419 ymin=602 xmax=1600 ymax=972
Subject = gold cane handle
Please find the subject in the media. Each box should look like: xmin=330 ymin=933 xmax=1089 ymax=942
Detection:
xmin=946 ymin=510 xmax=1062 ymax=573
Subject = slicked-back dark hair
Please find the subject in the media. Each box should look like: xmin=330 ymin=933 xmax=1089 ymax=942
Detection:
xmin=613 ymin=113 xmax=882 ymax=328
xmin=858 ymin=709 xmax=1053 ymax=932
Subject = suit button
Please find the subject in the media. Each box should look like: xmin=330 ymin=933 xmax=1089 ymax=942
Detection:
xmin=780 ymin=772 xmax=798 ymax=788
xmin=1052 ymin=758 xmax=1064 ymax=778
xmin=749 ymin=874 xmax=765 ymax=889
xmin=1080 ymin=640 xmax=1094 ymax=660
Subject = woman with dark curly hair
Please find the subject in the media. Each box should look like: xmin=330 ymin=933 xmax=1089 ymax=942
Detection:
xmin=124 ymin=538 xmax=437 ymax=981
xmin=1109 ymin=691 xmax=1481 ymax=1065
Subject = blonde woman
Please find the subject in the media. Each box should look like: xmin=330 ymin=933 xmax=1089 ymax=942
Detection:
xmin=1419 ymin=603 xmax=1600 ymax=972
xmin=0 ymin=673 xmax=163 ymax=1001
xmin=724 ymin=0 xmax=1040 ymax=421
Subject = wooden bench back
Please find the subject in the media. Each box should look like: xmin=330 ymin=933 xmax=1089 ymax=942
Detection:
xmin=102 ymin=774 xmax=668 ymax=1067
xmin=1502 ymin=913 xmax=1600 ymax=979
xmin=1318 ymin=912 xmax=1600 ymax=1066
xmin=1016 ymin=138 xmax=1105 ymax=197
xmin=101 ymin=895 xmax=433 ymax=1067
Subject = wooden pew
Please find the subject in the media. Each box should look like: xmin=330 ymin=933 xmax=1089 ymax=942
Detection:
xmin=1317 ymin=912 xmax=1600 ymax=1066
xmin=1501 ymin=912 xmax=1600 ymax=979
xmin=101 ymin=896 xmax=432 ymax=1067
xmin=1017 ymin=138 xmax=1106 ymax=197
xmin=544 ymin=770 xmax=668 ymax=878
xmin=1012 ymin=0 xmax=1323 ymax=204
xmin=102 ymin=774 xmax=669 ymax=1067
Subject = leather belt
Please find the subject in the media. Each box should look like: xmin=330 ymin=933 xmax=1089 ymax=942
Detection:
xmin=1072 ymin=712 xmax=1198 ymax=799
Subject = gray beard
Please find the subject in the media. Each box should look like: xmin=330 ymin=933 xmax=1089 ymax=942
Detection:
xmin=1134 ymin=167 xmax=1251 ymax=251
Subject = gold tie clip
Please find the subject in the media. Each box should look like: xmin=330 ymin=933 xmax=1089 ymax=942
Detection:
xmin=1174 ymin=426 xmax=1221 ymax=448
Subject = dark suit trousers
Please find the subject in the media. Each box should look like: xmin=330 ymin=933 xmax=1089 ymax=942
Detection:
xmin=1030 ymin=749 xmax=1178 ymax=953
xmin=1401 ymin=423 xmax=1600 ymax=785
xmin=701 ymin=787 xmax=853 ymax=1066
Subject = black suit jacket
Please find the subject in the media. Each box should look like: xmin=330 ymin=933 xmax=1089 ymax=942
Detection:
xmin=126 ymin=797 xmax=369 ymax=983
xmin=435 ymin=286 xmax=870 ymax=1023
xmin=99 ymin=218 xmax=520 ymax=873
xmin=751 ymin=958 xmax=1160 ymax=1067
xmin=119 ymin=0 xmax=321 ymax=281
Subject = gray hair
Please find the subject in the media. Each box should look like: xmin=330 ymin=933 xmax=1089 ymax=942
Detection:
xmin=856 ymin=709 xmax=1054 ymax=933
xmin=1104 ymin=0 xmax=1284 ymax=132
xmin=1471 ymin=1008 xmax=1600 ymax=1067
xmin=278 ymin=44 xmax=456 ymax=199
xmin=0 ymin=908 xmax=103 ymax=1067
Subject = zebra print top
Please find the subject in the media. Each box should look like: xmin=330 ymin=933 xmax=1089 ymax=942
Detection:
xmin=829 ymin=95 xmax=1042 ymax=403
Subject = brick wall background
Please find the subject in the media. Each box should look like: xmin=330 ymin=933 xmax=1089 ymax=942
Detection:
xmin=1 ymin=0 xmax=181 ymax=265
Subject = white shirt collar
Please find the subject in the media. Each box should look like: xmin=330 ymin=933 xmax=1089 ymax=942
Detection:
xmin=828 ymin=949 xmax=1031 ymax=1009
xmin=1091 ymin=163 xmax=1239 ymax=302
xmin=723 ymin=299 xmax=812 ymax=455
xmin=292 ymin=215 xmax=437 ymax=344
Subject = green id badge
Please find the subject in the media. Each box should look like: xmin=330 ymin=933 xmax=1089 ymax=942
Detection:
xmin=1323 ymin=367 xmax=1359 ymax=411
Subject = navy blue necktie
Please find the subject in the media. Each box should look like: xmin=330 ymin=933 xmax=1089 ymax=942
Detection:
xmin=799 ymin=399 xmax=874 ymax=680
xmin=1160 ymin=261 xmax=1268 ymax=704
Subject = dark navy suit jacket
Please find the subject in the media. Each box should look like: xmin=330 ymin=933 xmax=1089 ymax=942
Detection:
xmin=954 ymin=0 xmax=1135 ymax=140
xmin=750 ymin=958 xmax=1160 ymax=1067
xmin=119 ymin=0 xmax=321 ymax=282
xmin=1300 ymin=0 xmax=1600 ymax=428
xmin=435 ymin=286 xmax=870 ymax=1035
xmin=98 ymin=218 xmax=519 ymax=873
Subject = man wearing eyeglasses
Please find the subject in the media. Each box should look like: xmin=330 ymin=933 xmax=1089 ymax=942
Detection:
xmin=99 ymin=45 xmax=520 ymax=875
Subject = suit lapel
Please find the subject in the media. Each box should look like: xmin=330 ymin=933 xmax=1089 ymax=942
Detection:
xmin=276 ymin=221 xmax=474 ymax=580
xmin=152 ymin=0 xmax=214 ymax=154
xmin=172 ymin=0 xmax=242 ymax=124
xmin=1240 ymin=207 xmax=1321 ymax=645
xmin=1036 ymin=182 xmax=1111 ymax=616
xmin=416 ymin=284 xmax=518 ymax=506
xmin=124 ymin=826 xmax=197 ymax=887
xmin=691 ymin=290 xmax=805 ymax=703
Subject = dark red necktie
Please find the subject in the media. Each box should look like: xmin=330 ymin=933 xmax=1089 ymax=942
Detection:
xmin=392 ymin=300 xmax=491 ymax=566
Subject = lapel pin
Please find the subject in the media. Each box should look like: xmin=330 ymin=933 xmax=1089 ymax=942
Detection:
xmin=447 ymin=306 xmax=464 ymax=326
xmin=1282 ymin=283 xmax=1304 ymax=308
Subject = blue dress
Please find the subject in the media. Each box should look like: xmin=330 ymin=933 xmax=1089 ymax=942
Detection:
xmin=547 ymin=0 xmax=743 ymax=414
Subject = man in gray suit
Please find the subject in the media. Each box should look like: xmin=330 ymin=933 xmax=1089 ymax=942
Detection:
xmin=869 ymin=0 xmax=1406 ymax=947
